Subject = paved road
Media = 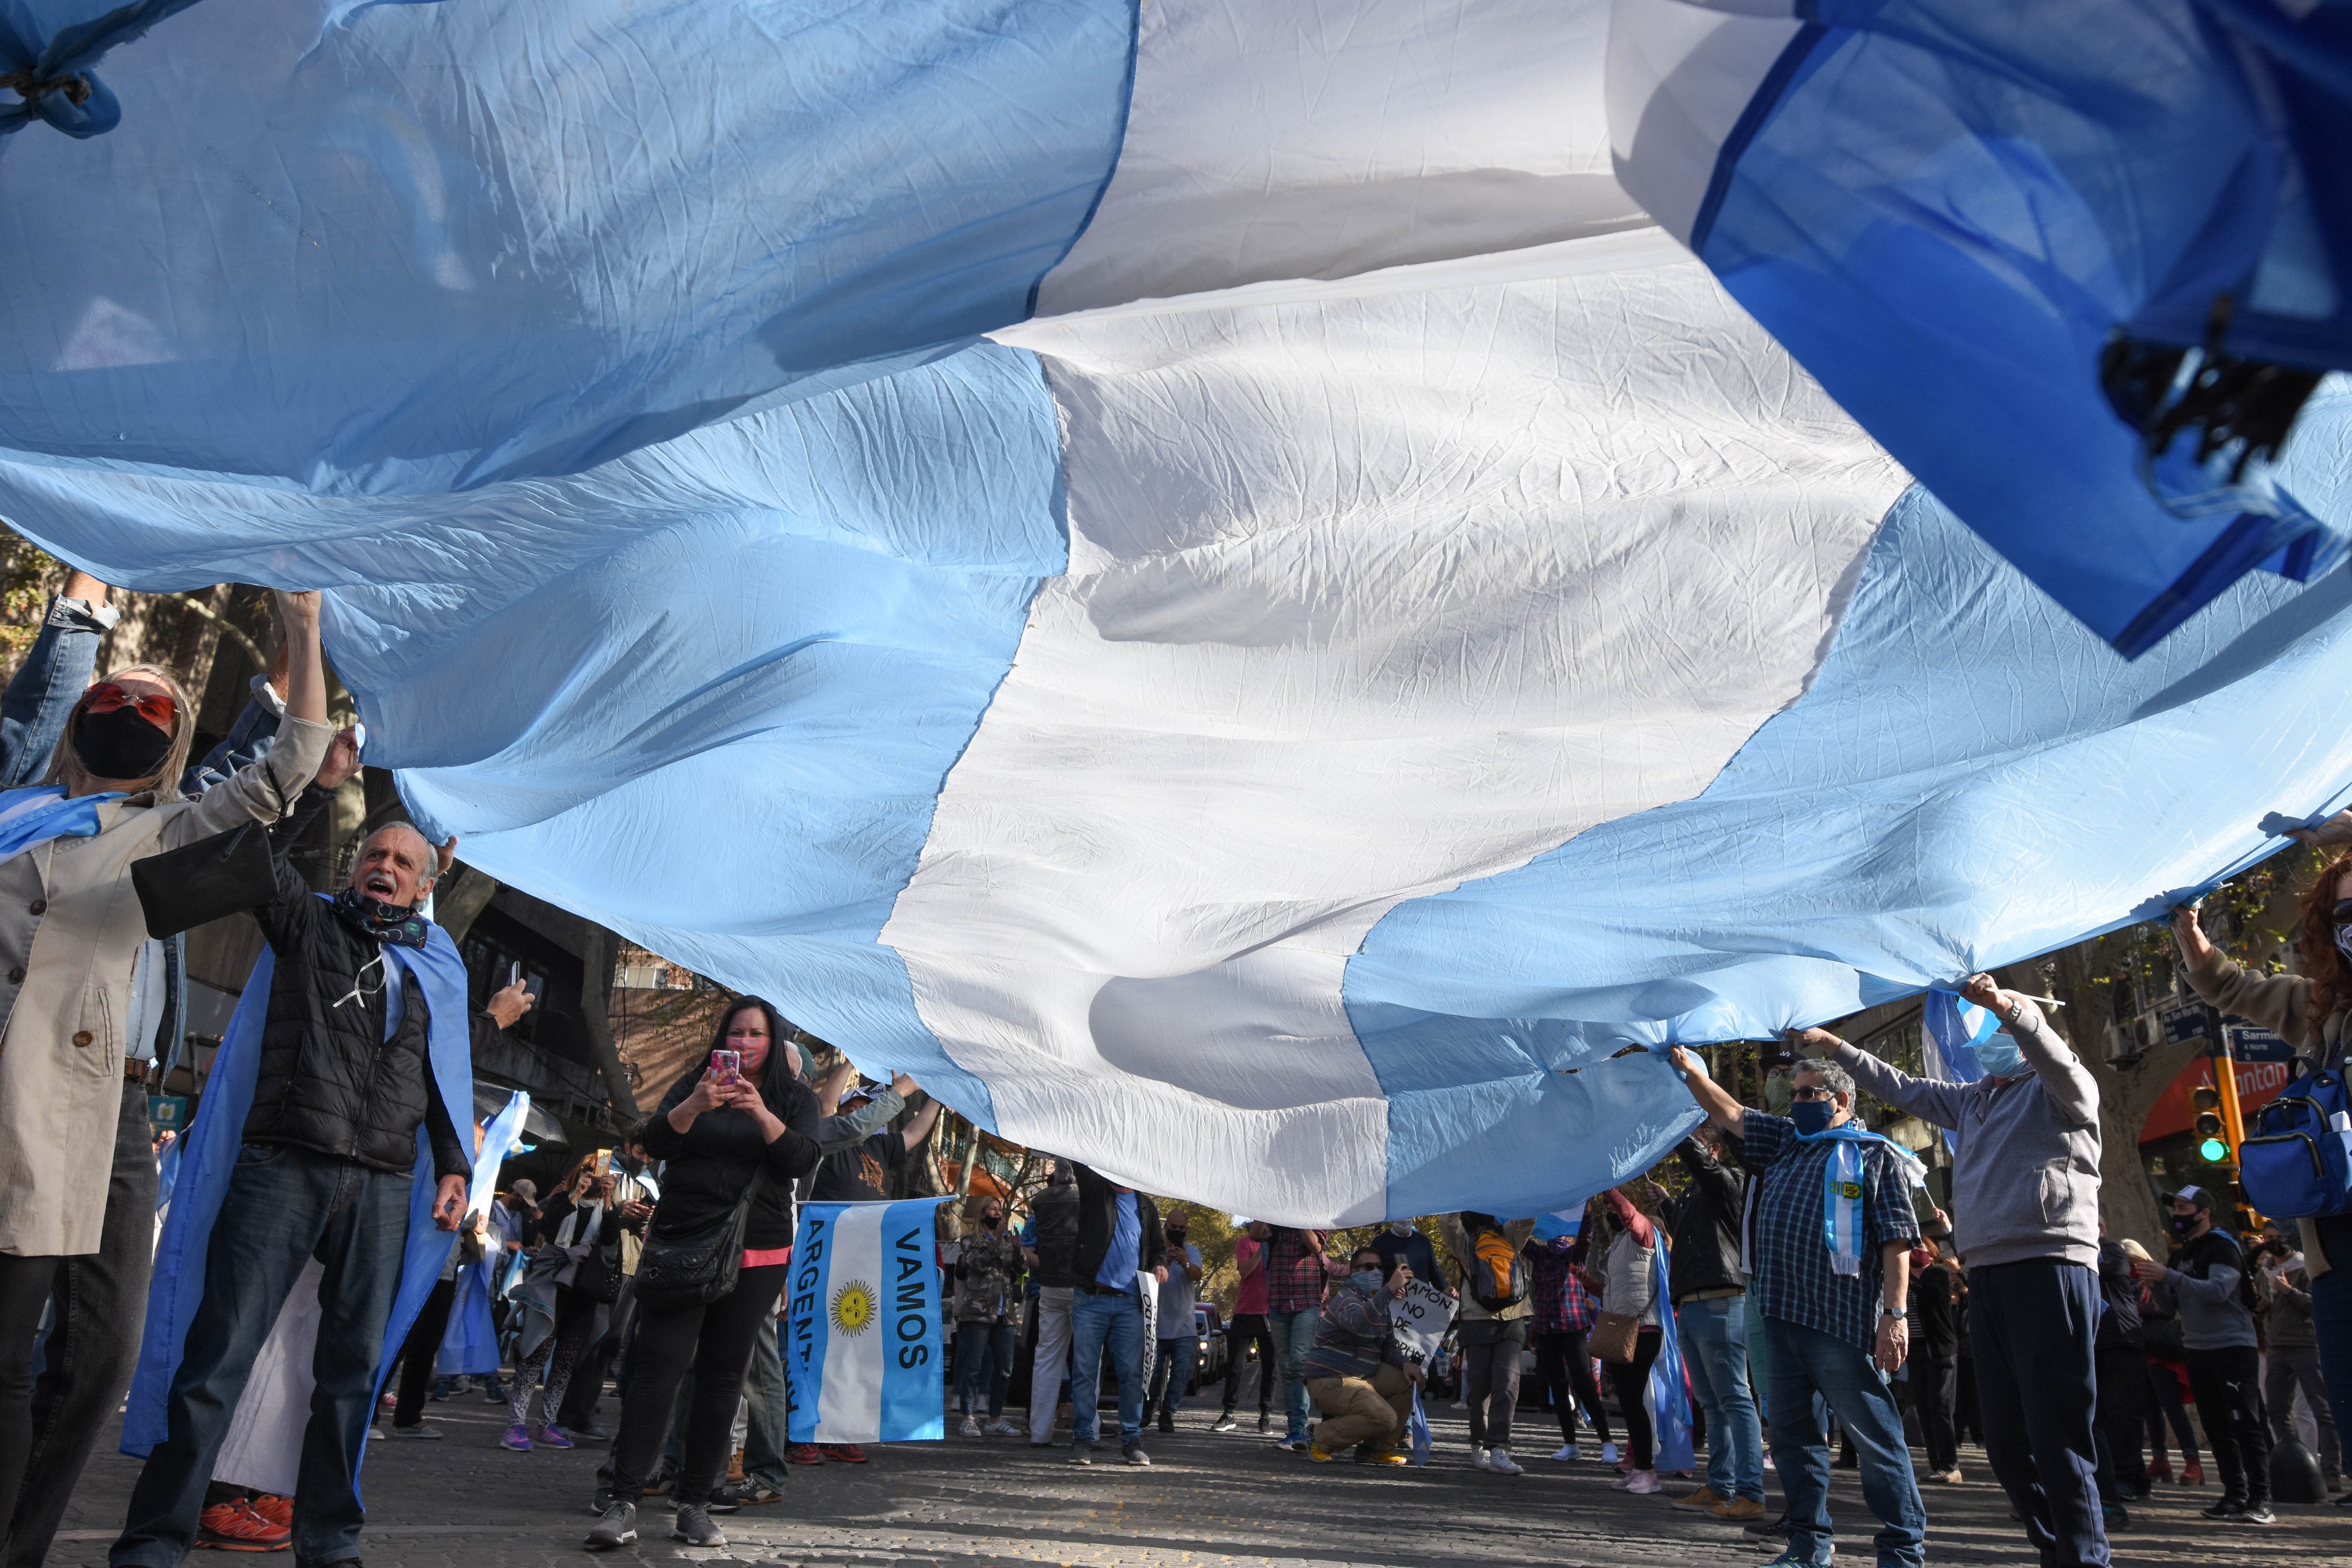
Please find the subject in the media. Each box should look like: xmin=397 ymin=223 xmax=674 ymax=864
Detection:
xmin=51 ymin=1390 xmax=2341 ymax=1568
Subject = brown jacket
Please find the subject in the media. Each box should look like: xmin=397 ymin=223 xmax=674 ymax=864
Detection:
xmin=2182 ymin=946 xmax=2348 ymax=1280
xmin=0 ymin=718 xmax=327 ymax=1257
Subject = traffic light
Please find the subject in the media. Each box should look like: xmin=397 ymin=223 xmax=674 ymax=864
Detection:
xmin=2193 ymin=1085 xmax=2229 ymax=1164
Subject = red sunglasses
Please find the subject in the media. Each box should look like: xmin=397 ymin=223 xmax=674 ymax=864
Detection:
xmin=82 ymin=682 xmax=179 ymax=730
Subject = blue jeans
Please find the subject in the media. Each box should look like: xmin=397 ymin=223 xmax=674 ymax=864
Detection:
xmin=112 ymin=1146 xmax=413 ymax=1568
xmin=1145 ymin=1333 xmax=1196 ymax=1418
xmin=1762 ymin=1316 xmax=1926 ymax=1568
xmin=1069 ymin=1289 xmax=1146 ymax=1444
xmin=2312 ymin=1267 xmax=2352 ymax=1481
xmin=953 ymin=1320 xmax=1017 ymax=1417
xmin=1266 ymin=1306 xmax=1319 ymax=1440
xmin=1679 ymin=1294 xmax=1764 ymax=1503
xmin=739 ymin=1311 xmax=791 ymax=1489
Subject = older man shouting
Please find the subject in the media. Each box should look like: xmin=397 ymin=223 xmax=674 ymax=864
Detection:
xmin=114 ymin=822 xmax=531 ymax=1568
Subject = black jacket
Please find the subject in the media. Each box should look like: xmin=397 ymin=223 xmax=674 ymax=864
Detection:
xmin=1029 ymin=1172 xmax=1082 ymax=1288
xmin=2096 ymin=1238 xmax=2145 ymax=1349
xmin=1072 ymin=1165 xmax=1166 ymax=1288
xmin=240 ymin=856 xmax=477 ymax=1177
xmin=1666 ymin=1138 xmax=1747 ymax=1303
xmin=1914 ymin=1263 xmax=1961 ymax=1362
xmin=639 ymin=1063 xmax=822 ymax=1251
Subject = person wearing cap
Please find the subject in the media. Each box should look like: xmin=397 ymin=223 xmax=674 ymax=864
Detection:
xmin=1789 ymin=972 xmax=2106 ymax=1568
xmin=2131 ymin=1187 xmax=2271 ymax=1523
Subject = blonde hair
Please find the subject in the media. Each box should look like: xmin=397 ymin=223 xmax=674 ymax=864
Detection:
xmin=41 ymin=664 xmax=199 ymax=799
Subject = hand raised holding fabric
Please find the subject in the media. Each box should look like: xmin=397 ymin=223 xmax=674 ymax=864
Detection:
xmin=2286 ymin=807 xmax=2352 ymax=848
xmin=1783 ymin=1027 xmax=1842 ymax=1059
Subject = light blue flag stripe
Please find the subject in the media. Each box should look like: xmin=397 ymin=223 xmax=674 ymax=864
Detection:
xmin=784 ymin=1207 xmax=842 ymax=1447
xmin=876 ymin=1198 xmax=948 ymax=1443
xmin=0 ymin=0 xmax=1140 ymax=491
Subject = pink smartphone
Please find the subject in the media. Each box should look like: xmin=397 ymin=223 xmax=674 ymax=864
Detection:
xmin=710 ymin=1049 xmax=741 ymax=1086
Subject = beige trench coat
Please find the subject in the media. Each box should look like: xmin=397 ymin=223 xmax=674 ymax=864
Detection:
xmin=0 ymin=717 xmax=328 ymax=1257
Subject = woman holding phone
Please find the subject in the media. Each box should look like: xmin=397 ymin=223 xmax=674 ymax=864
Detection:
xmin=588 ymin=997 xmax=821 ymax=1552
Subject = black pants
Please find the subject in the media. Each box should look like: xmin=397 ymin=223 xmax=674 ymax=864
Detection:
xmin=3 ymin=1077 xmax=156 ymax=1568
xmin=2185 ymin=1345 xmax=2270 ymax=1507
xmin=1532 ymin=1329 xmax=1610 ymax=1444
xmin=1969 ymin=1260 xmax=2106 ymax=1568
xmin=390 ymin=1278 xmax=458 ymax=1429
xmin=1912 ymin=1355 xmax=1958 ymax=1473
xmin=1218 ymin=1312 xmax=1277 ymax=1417
xmin=559 ymin=1277 xmax=636 ymax=1431
xmin=2092 ymin=1345 xmax=2148 ymax=1500
xmin=1605 ymin=1326 xmax=1663 ymax=1470
xmin=609 ymin=1265 xmax=787 ymax=1506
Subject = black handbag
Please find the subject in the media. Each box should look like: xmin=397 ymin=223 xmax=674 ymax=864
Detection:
xmin=569 ymin=1234 xmax=626 ymax=1305
xmin=131 ymin=820 xmax=276 ymax=939
xmin=632 ymin=1169 xmax=770 ymax=1311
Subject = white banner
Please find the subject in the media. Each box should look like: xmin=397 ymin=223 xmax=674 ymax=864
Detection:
xmin=1389 ymin=1279 xmax=1455 ymax=1366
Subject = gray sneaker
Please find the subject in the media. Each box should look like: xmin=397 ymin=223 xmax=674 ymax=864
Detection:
xmin=1069 ymin=1439 xmax=1094 ymax=1466
xmin=670 ymin=1504 xmax=727 ymax=1547
xmin=1122 ymin=1441 xmax=1152 ymax=1466
xmin=583 ymin=1501 xmax=636 ymax=1551
xmin=1212 ymin=1414 xmax=1237 ymax=1433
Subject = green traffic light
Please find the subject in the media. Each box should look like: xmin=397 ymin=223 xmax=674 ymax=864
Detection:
xmin=2198 ymin=1137 xmax=2230 ymax=1163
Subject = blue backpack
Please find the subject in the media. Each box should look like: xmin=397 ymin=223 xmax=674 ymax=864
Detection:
xmin=2239 ymin=1061 xmax=2352 ymax=1218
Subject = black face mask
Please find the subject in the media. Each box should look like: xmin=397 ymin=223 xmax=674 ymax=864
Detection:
xmin=2168 ymin=1211 xmax=2201 ymax=1238
xmin=73 ymin=706 xmax=173 ymax=783
xmin=332 ymin=885 xmax=430 ymax=948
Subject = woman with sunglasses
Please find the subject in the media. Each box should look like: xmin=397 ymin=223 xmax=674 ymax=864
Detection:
xmin=0 ymin=588 xmax=331 ymax=1545
xmin=2172 ymin=807 xmax=2352 ymax=1510
xmin=588 ymin=996 xmax=821 ymax=1552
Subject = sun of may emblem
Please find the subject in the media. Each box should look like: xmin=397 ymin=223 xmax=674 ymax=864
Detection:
xmin=830 ymin=1279 xmax=877 ymax=1337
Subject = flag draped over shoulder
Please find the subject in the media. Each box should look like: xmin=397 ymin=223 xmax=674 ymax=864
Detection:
xmin=123 ymin=915 xmax=476 ymax=1495
xmin=784 ymin=1199 xmax=951 ymax=1446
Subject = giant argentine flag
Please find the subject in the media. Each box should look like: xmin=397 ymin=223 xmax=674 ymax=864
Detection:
xmin=785 ymin=1200 xmax=950 ymax=1446
xmin=5 ymin=2 xmax=2352 ymax=1228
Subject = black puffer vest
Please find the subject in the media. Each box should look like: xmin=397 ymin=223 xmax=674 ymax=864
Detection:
xmin=241 ymin=869 xmax=449 ymax=1174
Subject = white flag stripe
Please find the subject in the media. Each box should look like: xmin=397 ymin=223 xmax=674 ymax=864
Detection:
xmin=812 ymin=1202 xmax=888 ymax=1441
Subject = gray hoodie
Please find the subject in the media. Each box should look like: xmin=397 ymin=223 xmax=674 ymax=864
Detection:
xmin=1832 ymin=995 xmax=2100 ymax=1271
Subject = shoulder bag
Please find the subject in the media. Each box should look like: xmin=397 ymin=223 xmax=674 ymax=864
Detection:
xmin=633 ymin=1166 xmax=771 ymax=1311
xmin=1588 ymin=1309 xmax=1640 ymax=1363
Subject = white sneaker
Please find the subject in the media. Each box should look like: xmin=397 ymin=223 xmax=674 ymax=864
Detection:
xmin=1471 ymin=1447 xmax=1493 ymax=1471
xmin=1599 ymin=1441 xmax=1620 ymax=1465
xmin=1550 ymin=1443 xmax=1580 ymax=1462
xmin=1487 ymin=1447 xmax=1524 ymax=1476
xmin=988 ymin=1418 xmax=1020 ymax=1436
xmin=958 ymin=1415 xmax=981 ymax=1438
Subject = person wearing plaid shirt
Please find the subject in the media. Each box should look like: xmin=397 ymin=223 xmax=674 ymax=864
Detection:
xmin=1671 ymin=1045 xmax=1926 ymax=1568
xmin=1527 ymin=1231 xmax=1613 ymax=1462
xmin=1263 ymin=1227 xmax=1343 ymax=1449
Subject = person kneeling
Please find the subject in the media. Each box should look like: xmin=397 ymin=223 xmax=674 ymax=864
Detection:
xmin=1303 ymin=1247 xmax=1420 ymax=1465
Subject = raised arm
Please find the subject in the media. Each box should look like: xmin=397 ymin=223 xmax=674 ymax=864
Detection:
xmin=1666 ymin=1045 xmax=1744 ymax=1137
xmin=2172 ymin=902 xmax=2313 ymax=1047
xmin=0 ymin=575 xmax=112 ymax=788
xmin=899 ymin=1092 xmax=943 ymax=1152
xmin=169 ymin=592 xmax=330 ymax=843
xmin=1957 ymin=973 xmax=2097 ymax=1127
xmin=1807 ymin=1027 xmax=1966 ymax=1130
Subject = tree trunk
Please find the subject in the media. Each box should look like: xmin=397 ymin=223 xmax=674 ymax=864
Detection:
xmin=574 ymin=924 xmax=639 ymax=1121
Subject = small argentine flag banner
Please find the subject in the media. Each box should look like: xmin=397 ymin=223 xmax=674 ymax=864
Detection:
xmin=786 ymin=1197 xmax=951 ymax=1445
xmin=1923 ymin=988 xmax=1999 ymax=1157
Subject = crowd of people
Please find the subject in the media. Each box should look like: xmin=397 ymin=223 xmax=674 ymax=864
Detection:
xmin=0 ymin=575 xmax=2343 ymax=1568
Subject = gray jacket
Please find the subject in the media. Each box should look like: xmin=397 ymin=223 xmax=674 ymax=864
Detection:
xmin=2167 ymin=1227 xmax=2257 ymax=1351
xmin=2262 ymin=1258 xmax=2317 ymax=1350
xmin=1832 ymin=996 xmax=2100 ymax=1271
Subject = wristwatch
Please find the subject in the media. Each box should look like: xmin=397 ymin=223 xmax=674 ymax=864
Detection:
xmin=1879 ymin=1306 xmax=1906 ymax=1321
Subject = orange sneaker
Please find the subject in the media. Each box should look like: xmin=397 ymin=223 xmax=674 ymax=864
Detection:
xmin=194 ymin=1501 xmax=290 ymax=1552
xmin=247 ymin=1496 xmax=293 ymax=1532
